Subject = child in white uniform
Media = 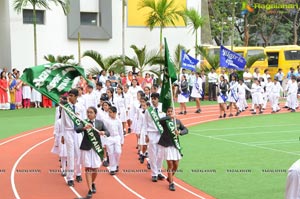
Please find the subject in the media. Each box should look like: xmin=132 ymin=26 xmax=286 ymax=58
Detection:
xmin=105 ymin=106 xmax=124 ymax=175
xmin=270 ymin=78 xmax=283 ymax=113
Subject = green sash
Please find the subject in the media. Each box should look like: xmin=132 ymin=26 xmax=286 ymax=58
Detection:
xmin=148 ymin=106 xmax=164 ymax=134
xmin=64 ymin=103 xmax=104 ymax=159
xmin=166 ymin=119 xmax=183 ymax=156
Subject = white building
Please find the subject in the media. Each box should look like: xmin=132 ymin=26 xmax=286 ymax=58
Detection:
xmin=0 ymin=0 xmax=202 ymax=73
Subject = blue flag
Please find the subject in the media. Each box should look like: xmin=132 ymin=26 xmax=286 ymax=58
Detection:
xmin=220 ymin=45 xmax=246 ymax=71
xmin=181 ymin=50 xmax=199 ymax=72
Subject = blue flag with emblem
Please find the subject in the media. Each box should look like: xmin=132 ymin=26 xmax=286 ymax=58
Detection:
xmin=181 ymin=50 xmax=199 ymax=72
xmin=220 ymin=45 xmax=246 ymax=71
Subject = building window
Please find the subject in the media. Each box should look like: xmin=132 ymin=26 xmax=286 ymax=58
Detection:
xmin=80 ymin=12 xmax=98 ymax=26
xmin=23 ymin=9 xmax=45 ymax=24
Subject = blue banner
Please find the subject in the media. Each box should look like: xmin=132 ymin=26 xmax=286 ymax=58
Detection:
xmin=181 ymin=50 xmax=199 ymax=72
xmin=220 ymin=45 xmax=246 ymax=71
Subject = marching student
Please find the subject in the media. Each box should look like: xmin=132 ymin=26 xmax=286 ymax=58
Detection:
xmin=83 ymin=84 xmax=98 ymax=110
xmin=131 ymin=90 xmax=145 ymax=149
xmin=228 ymin=75 xmax=239 ymax=117
xmin=262 ymin=77 xmax=273 ymax=110
xmin=106 ymin=87 xmax=115 ymax=106
xmin=237 ymin=79 xmax=251 ymax=113
xmin=144 ymin=93 xmax=166 ymax=182
xmin=61 ymin=89 xmax=85 ymax=187
xmin=270 ymin=77 xmax=283 ymax=113
xmin=75 ymin=106 xmax=110 ymax=199
xmin=136 ymin=100 xmax=150 ymax=164
xmin=178 ymin=75 xmax=189 ymax=115
xmin=114 ymin=85 xmax=128 ymax=134
xmin=288 ymin=76 xmax=298 ymax=112
xmin=96 ymin=98 xmax=111 ymax=167
xmin=105 ymin=106 xmax=124 ymax=175
xmin=251 ymin=78 xmax=264 ymax=114
xmin=51 ymin=106 xmax=67 ymax=177
xmin=76 ymin=87 xmax=85 ymax=106
xmin=158 ymin=107 xmax=188 ymax=191
xmin=191 ymin=72 xmax=202 ymax=113
xmin=123 ymin=84 xmax=133 ymax=133
xmin=217 ymin=75 xmax=228 ymax=118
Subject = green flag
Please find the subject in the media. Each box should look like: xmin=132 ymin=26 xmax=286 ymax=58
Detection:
xmin=20 ymin=63 xmax=86 ymax=103
xmin=159 ymin=38 xmax=178 ymax=113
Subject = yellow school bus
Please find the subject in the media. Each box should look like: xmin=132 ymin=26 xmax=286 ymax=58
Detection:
xmin=265 ymin=45 xmax=300 ymax=78
xmin=233 ymin=46 xmax=268 ymax=74
xmin=202 ymin=46 xmax=268 ymax=74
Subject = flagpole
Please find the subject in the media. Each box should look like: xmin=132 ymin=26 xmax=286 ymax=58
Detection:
xmin=169 ymin=77 xmax=177 ymax=127
xmin=58 ymin=103 xmax=106 ymax=137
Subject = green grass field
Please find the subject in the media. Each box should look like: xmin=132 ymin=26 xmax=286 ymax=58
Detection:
xmin=178 ymin=113 xmax=300 ymax=199
xmin=0 ymin=106 xmax=299 ymax=198
xmin=0 ymin=108 xmax=55 ymax=139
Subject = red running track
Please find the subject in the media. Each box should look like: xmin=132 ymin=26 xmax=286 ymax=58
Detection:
xmin=0 ymin=104 xmax=291 ymax=199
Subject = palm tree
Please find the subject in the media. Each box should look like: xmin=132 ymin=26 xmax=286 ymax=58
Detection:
xmin=196 ymin=45 xmax=220 ymax=72
xmin=138 ymin=0 xmax=183 ymax=56
xmin=173 ymin=44 xmax=189 ymax=74
xmin=82 ymin=50 xmax=124 ymax=75
xmin=44 ymin=54 xmax=75 ymax=64
xmin=245 ymin=53 xmax=266 ymax=69
xmin=123 ymin=44 xmax=164 ymax=76
xmin=14 ymin=0 xmax=70 ymax=66
xmin=183 ymin=8 xmax=205 ymax=58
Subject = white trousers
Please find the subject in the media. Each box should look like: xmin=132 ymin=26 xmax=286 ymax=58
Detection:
xmin=270 ymin=94 xmax=280 ymax=111
xmin=106 ymin=135 xmax=122 ymax=171
xmin=65 ymin=130 xmax=82 ymax=180
xmin=147 ymin=131 xmax=164 ymax=177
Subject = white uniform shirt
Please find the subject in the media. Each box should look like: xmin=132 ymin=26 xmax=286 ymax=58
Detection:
xmin=83 ymin=92 xmax=98 ymax=110
xmin=105 ymin=117 xmax=124 ymax=144
xmin=144 ymin=103 xmax=165 ymax=133
xmin=286 ymin=159 xmax=300 ymax=199
xmin=61 ymin=102 xmax=85 ymax=135
xmin=208 ymin=72 xmax=218 ymax=83
xmin=243 ymin=72 xmax=252 ymax=83
xmin=128 ymin=85 xmax=143 ymax=102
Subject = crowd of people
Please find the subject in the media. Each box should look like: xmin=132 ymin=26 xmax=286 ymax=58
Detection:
xmin=2 ymin=65 xmax=300 ymax=198
xmin=48 ymin=69 xmax=189 ymax=198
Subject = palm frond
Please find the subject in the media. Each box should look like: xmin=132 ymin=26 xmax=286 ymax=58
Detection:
xmin=82 ymin=50 xmax=105 ymax=70
xmin=246 ymin=53 xmax=266 ymax=68
xmin=44 ymin=54 xmax=56 ymax=63
xmin=14 ymin=0 xmax=29 ymax=13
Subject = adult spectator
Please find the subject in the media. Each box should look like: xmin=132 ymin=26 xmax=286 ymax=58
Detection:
xmin=243 ymin=68 xmax=252 ymax=99
xmin=208 ymin=68 xmax=218 ymax=101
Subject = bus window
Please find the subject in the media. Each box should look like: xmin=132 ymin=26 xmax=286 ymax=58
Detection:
xmin=247 ymin=49 xmax=265 ymax=60
xmin=284 ymin=50 xmax=300 ymax=60
xmin=267 ymin=52 xmax=279 ymax=67
xmin=235 ymin=51 xmax=243 ymax=57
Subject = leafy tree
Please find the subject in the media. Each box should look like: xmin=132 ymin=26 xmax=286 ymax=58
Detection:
xmin=122 ymin=44 xmax=164 ymax=76
xmin=182 ymin=8 xmax=205 ymax=57
xmin=82 ymin=50 xmax=124 ymax=75
xmin=14 ymin=0 xmax=70 ymax=65
xmin=138 ymin=0 xmax=183 ymax=55
xmin=44 ymin=54 xmax=75 ymax=64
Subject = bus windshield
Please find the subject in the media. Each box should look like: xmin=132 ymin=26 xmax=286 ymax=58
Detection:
xmin=284 ymin=50 xmax=300 ymax=60
xmin=246 ymin=49 xmax=265 ymax=60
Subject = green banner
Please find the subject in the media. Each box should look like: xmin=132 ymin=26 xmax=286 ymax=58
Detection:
xmin=159 ymin=38 xmax=178 ymax=113
xmin=166 ymin=119 xmax=183 ymax=156
xmin=20 ymin=63 xmax=86 ymax=103
xmin=148 ymin=106 xmax=164 ymax=134
xmin=64 ymin=103 xmax=104 ymax=159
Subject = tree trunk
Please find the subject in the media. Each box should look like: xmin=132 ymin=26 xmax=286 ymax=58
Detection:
xmin=33 ymin=4 xmax=37 ymax=66
xmin=244 ymin=15 xmax=249 ymax=47
xmin=293 ymin=9 xmax=299 ymax=45
xmin=195 ymin=29 xmax=198 ymax=58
